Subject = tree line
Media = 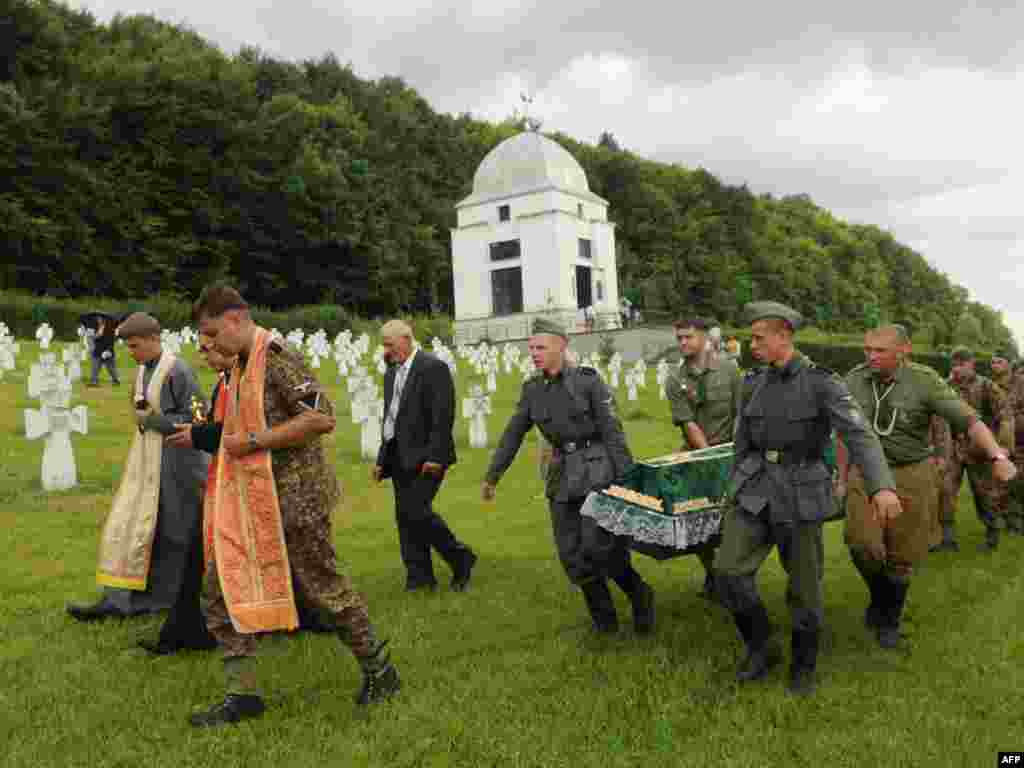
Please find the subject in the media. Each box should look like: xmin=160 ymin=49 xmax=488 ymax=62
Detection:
xmin=1 ymin=0 xmax=1014 ymax=352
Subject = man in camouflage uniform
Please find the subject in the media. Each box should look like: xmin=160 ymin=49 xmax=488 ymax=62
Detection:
xmin=927 ymin=415 xmax=953 ymax=551
xmin=943 ymin=347 xmax=1015 ymax=550
xmin=716 ymin=302 xmax=900 ymax=696
xmin=665 ymin=317 xmax=742 ymax=599
xmin=482 ymin=317 xmax=655 ymax=636
xmin=842 ymin=327 xmax=1012 ymax=650
xmin=993 ymin=350 xmax=1024 ymax=534
xmin=188 ymin=284 xmax=399 ymax=727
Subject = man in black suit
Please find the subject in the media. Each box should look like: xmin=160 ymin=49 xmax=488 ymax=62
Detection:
xmin=373 ymin=320 xmax=477 ymax=591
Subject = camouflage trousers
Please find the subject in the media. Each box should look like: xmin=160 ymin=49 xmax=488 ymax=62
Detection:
xmin=942 ymin=457 xmax=1008 ymax=531
xmin=204 ymin=501 xmax=375 ymax=659
xmin=1006 ymin=457 xmax=1024 ymax=531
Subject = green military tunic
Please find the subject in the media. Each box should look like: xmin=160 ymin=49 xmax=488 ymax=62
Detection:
xmin=665 ymin=351 xmax=743 ymax=449
xmin=485 ymin=365 xmax=633 ymax=584
xmin=843 ymin=361 xmax=977 ymax=577
xmin=714 ymin=352 xmax=894 ymax=630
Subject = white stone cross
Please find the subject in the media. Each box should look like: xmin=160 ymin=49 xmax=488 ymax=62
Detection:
xmin=626 ymin=369 xmax=640 ymax=402
xmin=62 ymin=345 xmax=83 ymax=383
xmin=350 ymin=383 xmax=383 ymax=461
xmin=656 ymin=359 xmax=671 ymax=400
xmin=35 ymin=323 xmax=54 ymax=349
xmin=25 ymin=403 xmax=88 ymax=491
xmin=463 ymin=384 xmax=491 ymax=449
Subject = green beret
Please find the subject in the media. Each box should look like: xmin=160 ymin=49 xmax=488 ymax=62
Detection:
xmin=531 ymin=316 xmax=568 ymax=340
xmin=950 ymin=346 xmax=974 ymax=362
xmin=743 ymin=301 xmax=803 ymax=331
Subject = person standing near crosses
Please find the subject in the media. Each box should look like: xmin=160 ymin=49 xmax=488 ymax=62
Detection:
xmin=714 ymin=302 xmax=900 ymax=696
xmin=990 ymin=349 xmax=1024 ymax=535
xmin=87 ymin=318 xmax=120 ymax=387
xmin=942 ymin=346 xmax=1015 ymax=551
xmin=372 ymin=319 xmax=477 ymax=593
xmin=482 ymin=317 xmax=655 ymax=635
xmin=190 ymin=285 xmax=399 ymax=728
xmin=664 ymin=317 xmax=743 ymax=600
xmin=840 ymin=327 xmax=1013 ymax=650
xmin=67 ymin=313 xmax=208 ymax=621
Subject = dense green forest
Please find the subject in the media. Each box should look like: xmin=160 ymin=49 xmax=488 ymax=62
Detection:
xmin=0 ymin=0 xmax=1014 ymax=351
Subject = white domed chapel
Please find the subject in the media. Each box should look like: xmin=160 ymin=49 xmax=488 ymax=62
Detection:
xmin=451 ymin=132 xmax=621 ymax=343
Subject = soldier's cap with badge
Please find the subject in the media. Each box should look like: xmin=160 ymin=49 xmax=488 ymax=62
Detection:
xmin=950 ymin=345 xmax=975 ymax=363
xmin=116 ymin=312 xmax=161 ymax=339
xmin=743 ymin=301 xmax=803 ymax=332
xmin=531 ymin=316 xmax=569 ymax=340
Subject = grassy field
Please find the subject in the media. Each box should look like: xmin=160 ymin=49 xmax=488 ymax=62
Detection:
xmin=1 ymin=341 xmax=1021 ymax=768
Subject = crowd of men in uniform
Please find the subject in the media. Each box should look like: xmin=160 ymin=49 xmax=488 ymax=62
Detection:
xmin=62 ymin=287 xmax=1022 ymax=727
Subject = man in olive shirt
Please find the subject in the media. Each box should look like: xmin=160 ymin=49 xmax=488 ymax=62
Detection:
xmin=665 ymin=317 xmax=742 ymax=599
xmin=716 ymin=302 xmax=900 ymax=696
xmin=841 ymin=327 xmax=1016 ymax=649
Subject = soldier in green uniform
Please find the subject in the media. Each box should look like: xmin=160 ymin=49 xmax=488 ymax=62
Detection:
xmin=482 ymin=317 xmax=655 ymax=635
xmin=991 ymin=350 xmax=1024 ymax=534
xmin=665 ymin=317 xmax=743 ymax=599
xmin=714 ymin=302 xmax=900 ymax=696
xmin=943 ymin=347 xmax=1015 ymax=550
xmin=841 ymin=327 xmax=1013 ymax=650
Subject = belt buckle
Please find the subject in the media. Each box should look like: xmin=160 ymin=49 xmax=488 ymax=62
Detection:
xmin=765 ymin=450 xmax=781 ymax=464
xmin=565 ymin=442 xmax=577 ymax=453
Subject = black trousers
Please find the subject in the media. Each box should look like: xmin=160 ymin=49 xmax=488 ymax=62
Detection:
xmin=385 ymin=443 xmax=470 ymax=586
xmin=156 ymin=518 xmax=214 ymax=647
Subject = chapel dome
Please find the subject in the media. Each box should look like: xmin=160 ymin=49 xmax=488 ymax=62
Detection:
xmin=458 ymin=131 xmax=604 ymax=207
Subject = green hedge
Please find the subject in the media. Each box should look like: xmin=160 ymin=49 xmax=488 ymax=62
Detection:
xmin=0 ymin=291 xmax=454 ymax=345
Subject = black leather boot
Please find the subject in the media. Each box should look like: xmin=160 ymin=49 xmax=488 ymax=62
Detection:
xmin=733 ymin=604 xmax=780 ymax=682
xmin=355 ymin=640 xmax=401 ymax=706
xmin=189 ymin=694 xmax=265 ymax=727
xmin=787 ymin=628 xmax=819 ymax=696
xmin=876 ymin=578 xmax=909 ymax=649
xmin=850 ymin=552 xmax=883 ymax=630
xmin=978 ymin=526 xmax=999 ymax=552
xmin=611 ymin=567 xmax=655 ymax=635
xmin=581 ymin=580 xmax=619 ymax=634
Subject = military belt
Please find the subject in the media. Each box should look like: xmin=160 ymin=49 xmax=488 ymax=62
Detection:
xmin=762 ymin=449 xmax=819 ymax=466
xmin=557 ymin=439 xmax=593 ymax=455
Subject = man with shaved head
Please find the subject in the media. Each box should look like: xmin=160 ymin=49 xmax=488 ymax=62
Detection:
xmin=482 ymin=317 xmax=654 ymax=637
xmin=373 ymin=318 xmax=476 ymax=593
xmin=841 ymin=327 xmax=1016 ymax=650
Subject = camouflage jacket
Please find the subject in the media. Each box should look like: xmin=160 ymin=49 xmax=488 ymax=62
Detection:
xmin=948 ymin=372 xmax=1014 ymax=461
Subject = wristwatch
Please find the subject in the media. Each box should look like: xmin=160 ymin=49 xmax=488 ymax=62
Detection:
xmin=248 ymin=432 xmax=261 ymax=452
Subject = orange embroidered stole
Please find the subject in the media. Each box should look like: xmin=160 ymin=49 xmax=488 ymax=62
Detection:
xmin=211 ymin=328 xmax=298 ymax=633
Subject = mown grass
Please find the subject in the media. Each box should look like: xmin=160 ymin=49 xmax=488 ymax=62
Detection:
xmin=0 ymin=341 xmax=1020 ymax=768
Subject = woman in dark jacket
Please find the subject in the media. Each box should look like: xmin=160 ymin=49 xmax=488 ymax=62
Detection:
xmin=89 ymin=318 xmax=120 ymax=386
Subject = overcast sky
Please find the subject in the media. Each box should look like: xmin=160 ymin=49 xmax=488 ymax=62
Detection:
xmin=74 ymin=0 xmax=1024 ymax=345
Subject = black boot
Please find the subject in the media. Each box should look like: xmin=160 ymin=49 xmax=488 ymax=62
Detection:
xmin=978 ymin=526 xmax=999 ymax=552
xmin=934 ymin=524 xmax=959 ymax=551
xmin=189 ymin=694 xmax=265 ymax=727
xmin=733 ymin=604 xmax=780 ymax=682
xmin=611 ymin=567 xmax=655 ymax=635
xmin=787 ymin=628 xmax=819 ymax=696
xmin=876 ymin=578 xmax=909 ymax=649
xmin=851 ymin=552 xmax=883 ymax=630
xmin=581 ymin=580 xmax=619 ymax=634
xmin=355 ymin=640 xmax=401 ymax=707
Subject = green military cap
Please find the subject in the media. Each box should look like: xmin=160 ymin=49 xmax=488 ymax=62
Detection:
xmin=743 ymin=301 xmax=803 ymax=331
xmin=950 ymin=346 xmax=974 ymax=362
xmin=531 ymin=316 xmax=568 ymax=340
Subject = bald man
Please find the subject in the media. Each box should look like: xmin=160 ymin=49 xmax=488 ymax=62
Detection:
xmin=373 ymin=320 xmax=477 ymax=592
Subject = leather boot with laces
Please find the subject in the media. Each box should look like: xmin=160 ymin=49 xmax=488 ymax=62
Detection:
xmin=355 ymin=640 xmax=401 ymax=707
xmin=189 ymin=694 xmax=265 ymax=728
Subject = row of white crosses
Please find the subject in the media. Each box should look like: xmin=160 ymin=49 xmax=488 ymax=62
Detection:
xmin=656 ymin=358 xmax=672 ymax=400
xmin=26 ymin=324 xmax=88 ymax=491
